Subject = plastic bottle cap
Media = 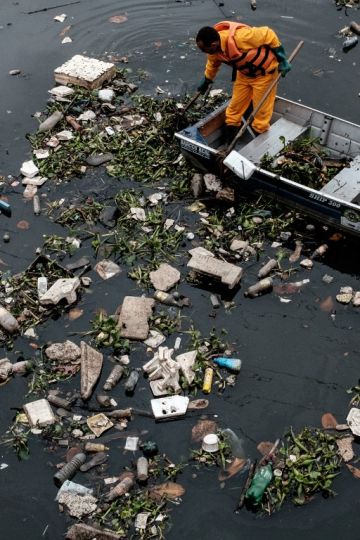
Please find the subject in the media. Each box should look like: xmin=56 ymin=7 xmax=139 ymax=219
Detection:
xmin=202 ymin=433 xmax=219 ymax=453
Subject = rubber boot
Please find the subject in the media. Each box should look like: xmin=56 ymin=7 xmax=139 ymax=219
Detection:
xmin=225 ymin=124 xmax=239 ymax=145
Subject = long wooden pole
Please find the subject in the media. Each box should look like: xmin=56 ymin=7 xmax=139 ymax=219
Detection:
xmin=225 ymin=40 xmax=304 ymax=155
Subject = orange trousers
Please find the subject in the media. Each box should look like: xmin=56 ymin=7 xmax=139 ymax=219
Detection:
xmin=225 ymin=70 xmax=278 ymax=133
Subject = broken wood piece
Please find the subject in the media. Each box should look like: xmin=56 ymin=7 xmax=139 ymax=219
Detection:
xmin=187 ymin=253 xmax=242 ymax=289
xmin=117 ymin=296 xmax=155 ymax=340
xmin=80 ymin=342 xmax=103 ymax=400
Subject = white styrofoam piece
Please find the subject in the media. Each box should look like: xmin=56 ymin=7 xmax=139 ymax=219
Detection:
xmin=223 ymin=151 xmax=256 ymax=180
xmin=54 ymin=55 xmax=115 ymax=83
xmin=151 ymin=396 xmax=189 ymax=419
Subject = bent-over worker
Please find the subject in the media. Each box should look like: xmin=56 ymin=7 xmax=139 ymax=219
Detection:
xmin=196 ymin=21 xmax=291 ymax=142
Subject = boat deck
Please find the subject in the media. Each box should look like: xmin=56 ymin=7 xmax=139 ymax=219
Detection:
xmin=321 ymin=154 xmax=360 ymax=204
xmin=238 ymin=117 xmax=308 ymax=163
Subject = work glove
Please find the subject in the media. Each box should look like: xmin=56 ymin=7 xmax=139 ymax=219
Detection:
xmin=197 ymin=76 xmax=213 ymax=94
xmin=272 ymin=45 xmax=292 ymax=77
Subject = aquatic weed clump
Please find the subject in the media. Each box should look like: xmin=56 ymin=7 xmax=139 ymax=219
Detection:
xmin=27 ymin=71 xmax=227 ymax=184
xmin=260 ymin=136 xmax=344 ymax=190
xmin=262 ymin=427 xmax=341 ymax=514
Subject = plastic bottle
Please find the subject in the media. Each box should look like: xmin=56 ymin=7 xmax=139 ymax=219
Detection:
xmin=213 ymin=357 xmax=242 ymax=373
xmin=84 ymin=442 xmax=109 ymax=452
xmin=0 ymin=306 xmax=20 ymax=334
xmin=107 ymin=408 xmax=133 ymax=419
xmin=202 ymin=367 xmax=214 ymax=394
xmin=47 ymin=394 xmax=72 ymax=410
xmin=103 ymin=364 xmax=124 ymax=390
xmin=80 ymin=452 xmax=107 ymax=472
xmin=38 ymin=110 xmax=63 ymax=132
xmin=257 ymin=259 xmax=278 ymax=278
xmin=0 ymin=200 xmax=12 ymax=217
xmin=37 ymin=277 xmax=48 ymax=298
xmin=136 ymin=457 xmax=149 ymax=483
xmin=343 ymin=35 xmax=358 ymax=52
xmin=33 ymin=195 xmax=41 ymax=215
xmin=106 ymin=475 xmax=134 ymax=501
xmin=245 ymin=463 xmax=273 ymax=506
xmin=53 ymin=452 xmax=86 ymax=487
xmin=154 ymin=290 xmax=181 ymax=307
xmin=124 ymin=370 xmax=139 ymax=394
xmin=244 ymin=278 xmax=273 ymax=298
xmin=350 ymin=21 xmax=360 ymax=36
xmin=222 ymin=428 xmax=246 ymax=458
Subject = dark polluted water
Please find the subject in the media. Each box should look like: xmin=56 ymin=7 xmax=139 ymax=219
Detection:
xmin=0 ymin=1 xmax=360 ymax=539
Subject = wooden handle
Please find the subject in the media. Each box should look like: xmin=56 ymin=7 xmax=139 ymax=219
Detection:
xmin=226 ymin=40 xmax=304 ymax=154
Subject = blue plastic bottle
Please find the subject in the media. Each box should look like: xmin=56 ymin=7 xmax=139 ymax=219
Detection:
xmin=213 ymin=357 xmax=242 ymax=373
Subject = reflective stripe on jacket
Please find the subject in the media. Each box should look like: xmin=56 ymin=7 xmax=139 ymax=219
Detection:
xmin=214 ymin=21 xmax=276 ymax=77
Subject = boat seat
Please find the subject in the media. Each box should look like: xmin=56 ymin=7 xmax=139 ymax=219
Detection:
xmin=320 ymin=155 xmax=360 ymax=204
xmin=238 ymin=117 xmax=308 ymax=164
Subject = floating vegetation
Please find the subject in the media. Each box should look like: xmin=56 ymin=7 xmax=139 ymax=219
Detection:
xmin=262 ymin=427 xmax=341 ymax=514
xmin=90 ymin=312 xmax=131 ymax=353
xmin=184 ymin=327 xmax=230 ymax=391
xmin=27 ymin=348 xmax=80 ymax=395
xmin=260 ymin=136 xmax=346 ymax=190
xmin=51 ymin=199 xmax=105 ymax=227
xmin=1 ymin=417 xmax=30 ymax=461
xmin=27 ymin=71 xmax=227 ymax=185
xmin=93 ymin=189 xmax=184 ymax=264
xmin=149 ymin=310 xmax=182 ymax=336
xmin=148 ymin=454 xmax=186 ymax=481
xmin=98 ymin=490 xmax=167 ymax=539
xmin=43 ymin=234 xmax=79 ymax=256
xmin=347 ymin=379 xmax=360 ymax=406
xmin=0 ymin=256 xmax=80 ymax=347
xmin=197 ymin=194 xmax=295 ymax=254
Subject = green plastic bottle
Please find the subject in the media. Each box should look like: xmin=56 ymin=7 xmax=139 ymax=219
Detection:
xmin=245 ymin=463 xmax=273 ymax=506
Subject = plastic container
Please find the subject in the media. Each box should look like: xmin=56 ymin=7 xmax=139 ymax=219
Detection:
xmin=0 ymin=306 xmax=20 ymax=334
xmin=245 ymin=463 xmax=273 ymax=506
xmin=142 ymin=440 xmax=159 ymax=458
xmin=213 ymin=357 xmax=242 ymax=373
xmin=124 ymin=370 xmax=139 ymax=394
xmin=103 ymin=364 xmax=124 ymax=390
xmin=202 ymin=367 xmax=214 ymax=394
xmin=222 ymin=428 xmax=245 ymax=458
xmin=53 ymin=452 xmax=86 ymax=487
xmin=202 ymin=434 xmax=219 ymax=453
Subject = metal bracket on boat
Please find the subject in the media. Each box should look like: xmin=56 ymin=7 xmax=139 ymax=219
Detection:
xmin=223 ymin=151 xmax=257 ymax=180
xmin=319 ymin=115 xmax=333 ymax=146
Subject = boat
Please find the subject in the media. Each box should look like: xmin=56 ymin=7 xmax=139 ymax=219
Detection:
xmin=175 ymin=96 xmax=360 ymax=236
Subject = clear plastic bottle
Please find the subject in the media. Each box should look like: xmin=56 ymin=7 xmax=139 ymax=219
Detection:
xmin=124 ymin=370 xmax=139 ymax=393
xmin=222 ymin=428 xmax=245 ymax=459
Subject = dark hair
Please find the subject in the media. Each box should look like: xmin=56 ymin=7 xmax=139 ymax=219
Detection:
xmin=196 ymin=26 xmax=219 ymax=46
